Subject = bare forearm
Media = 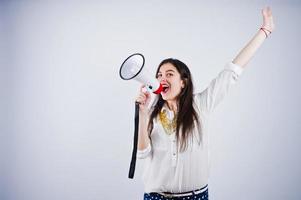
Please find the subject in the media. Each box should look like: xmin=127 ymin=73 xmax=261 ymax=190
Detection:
xmin=233 ymin=6 xmax=274 ymax=68
xmin=137 ymin=112 xmax=151 ymax=150
xmin=233 ymin=29 xmax=267 ymax=68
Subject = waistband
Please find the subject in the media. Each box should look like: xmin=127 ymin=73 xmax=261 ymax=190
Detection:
xmin=158 ymin=184 xmax=208 ymax=198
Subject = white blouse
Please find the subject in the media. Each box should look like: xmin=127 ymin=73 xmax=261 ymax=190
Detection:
xmin=137 ymin=62 xmax=244 ymax=193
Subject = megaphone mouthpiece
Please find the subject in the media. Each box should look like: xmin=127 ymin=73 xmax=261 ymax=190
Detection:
xmin=146 ymin=83 xmax=163 ymax=94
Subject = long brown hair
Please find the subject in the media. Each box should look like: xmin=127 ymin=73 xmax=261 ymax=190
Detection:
xmin=148 ymin=58 xmax=200 ymax=152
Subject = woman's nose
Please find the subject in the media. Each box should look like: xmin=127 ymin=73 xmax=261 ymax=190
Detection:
xmin=159 ymin=77 xmax=166 ymax=82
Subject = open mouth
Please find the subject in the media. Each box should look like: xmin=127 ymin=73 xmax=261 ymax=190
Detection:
xmin=161 ymin=84 xmax=170 ymax=94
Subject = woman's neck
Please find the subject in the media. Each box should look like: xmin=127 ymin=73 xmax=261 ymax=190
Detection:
xmin=166 ymin=100 xmax=178 ymax=113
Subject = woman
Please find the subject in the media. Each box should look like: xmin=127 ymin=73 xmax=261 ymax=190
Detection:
xmin=135 ymin=7 xmax=275 ymax=200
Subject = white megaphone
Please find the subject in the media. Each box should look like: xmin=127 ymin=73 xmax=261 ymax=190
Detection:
xmin=119 ymin=53 xmax=163 ymax=94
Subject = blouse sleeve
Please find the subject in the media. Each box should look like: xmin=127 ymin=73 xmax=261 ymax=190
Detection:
xmin=196 ymin=62 xmax=244 ymax=114
xmin=137 ymin=143 xmax=152 ymax=159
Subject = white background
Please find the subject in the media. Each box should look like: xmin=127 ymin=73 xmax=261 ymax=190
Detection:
xmin=1 ymin=0 xmax=301 ymax=199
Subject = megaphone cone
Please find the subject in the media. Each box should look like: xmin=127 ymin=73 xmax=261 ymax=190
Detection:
xmin=119 ymin=53 xmax=163 ymax=94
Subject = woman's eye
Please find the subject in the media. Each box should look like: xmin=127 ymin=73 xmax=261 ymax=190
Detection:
xmin=167 ymin=73 xmax=173 ymax=77
xmin=157 ymin=74 xmax=162 ymax=78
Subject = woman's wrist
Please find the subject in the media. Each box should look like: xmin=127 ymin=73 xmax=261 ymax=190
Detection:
xmin=260 ymin=27 xmax=272 ymax=38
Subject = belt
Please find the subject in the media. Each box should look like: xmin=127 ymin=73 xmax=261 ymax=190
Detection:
xmin=159 ymin=184 xmax=208 ymax=198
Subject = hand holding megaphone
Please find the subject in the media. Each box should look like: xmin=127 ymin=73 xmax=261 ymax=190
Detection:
xmin=135 ymin=85 xmax=151 ymax=113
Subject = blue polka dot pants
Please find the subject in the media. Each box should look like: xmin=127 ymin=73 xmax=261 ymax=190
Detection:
xmin=143 ymin=188 xmax=208 ymax=200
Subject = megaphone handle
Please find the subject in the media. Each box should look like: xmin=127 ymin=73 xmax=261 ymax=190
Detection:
xmin=128 ymin=102 xmax=140 ymax=179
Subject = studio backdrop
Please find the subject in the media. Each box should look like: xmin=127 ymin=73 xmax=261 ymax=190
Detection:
xmin=1 ymin=0 xmax=301 ymax=200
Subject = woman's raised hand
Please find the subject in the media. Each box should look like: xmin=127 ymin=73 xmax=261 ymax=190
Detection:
xmin=261 ymin=6 xmax=275 ymax=33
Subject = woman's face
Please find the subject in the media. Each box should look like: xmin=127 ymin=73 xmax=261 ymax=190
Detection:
xmin=157 ymin=63 xmax=185 ymax=101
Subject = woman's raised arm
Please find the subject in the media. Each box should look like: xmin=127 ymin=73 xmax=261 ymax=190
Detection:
xmin=233 ymin=6 xmax=275 ymax=68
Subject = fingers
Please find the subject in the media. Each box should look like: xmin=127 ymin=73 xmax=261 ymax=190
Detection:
xmin=136 ymin=90 xmax=148 ymax=104
xmin=136 ymin=85 xmax=151 ymax=106
xmin=262 ymin=6 xmax=272 ymax=16
xmin=268 ymin=7 xmax=272 ymax=16
xmin=140 ymin=84 xmax=146 ymax=91
xmin=140 ymin=85 xmax=151 ymax=96
xmin=136 ymin=93 xmax=147 ymax=105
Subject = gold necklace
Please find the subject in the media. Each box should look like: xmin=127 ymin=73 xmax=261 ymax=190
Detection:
xmin=159 ymin=110 xmax=177 ymax=135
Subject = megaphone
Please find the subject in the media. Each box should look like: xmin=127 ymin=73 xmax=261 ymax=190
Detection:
xmin=119 ymin=53 xmax=163 ymax=94
xmin=119 ymin=53 xmax=163 ymax=179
